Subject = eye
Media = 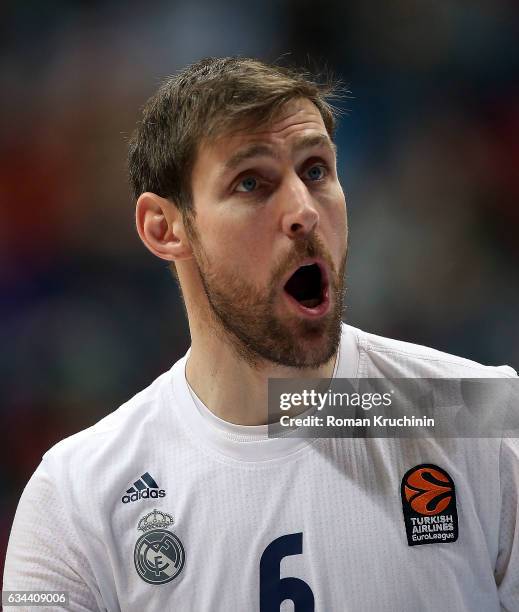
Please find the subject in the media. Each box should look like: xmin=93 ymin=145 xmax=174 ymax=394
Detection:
xmin=235 ymin=176 xmax=259 ymax=193
xmin=305 ymin=164 xmax=327 ymax=182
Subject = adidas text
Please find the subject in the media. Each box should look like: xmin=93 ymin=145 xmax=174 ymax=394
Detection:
xmin=122 ymin=489 xmax=166 ymax=504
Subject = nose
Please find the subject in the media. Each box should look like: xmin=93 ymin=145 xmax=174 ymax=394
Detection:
xmin=279 ymin=175 xmax=319 ymax=239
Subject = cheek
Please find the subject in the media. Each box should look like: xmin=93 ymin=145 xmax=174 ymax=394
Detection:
xmin=322 ymin=188 xmax=348 ymax=250
xmin=197 ymin=213 xmax=274 ymax=280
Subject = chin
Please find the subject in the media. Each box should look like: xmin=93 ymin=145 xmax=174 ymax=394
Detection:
xmin=272 ymin=327 xmax=339 ymax=369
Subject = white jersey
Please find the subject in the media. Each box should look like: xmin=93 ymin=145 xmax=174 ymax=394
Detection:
xmin=3 ymin=324 xmax=519 ymax=611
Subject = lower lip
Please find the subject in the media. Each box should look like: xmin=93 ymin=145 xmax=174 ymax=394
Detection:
xmin=283 ymin=285 xmax=330 ymax=318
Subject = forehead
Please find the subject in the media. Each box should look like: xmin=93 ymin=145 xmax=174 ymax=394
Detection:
xmin=194 ymin=98 xmax=331 ymax=174
xmin=244 ymin=98 xmax=327 ymax=142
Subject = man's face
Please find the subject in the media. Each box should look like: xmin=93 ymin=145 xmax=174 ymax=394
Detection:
xmin=187 ymin=98 xmax=348 ymax=368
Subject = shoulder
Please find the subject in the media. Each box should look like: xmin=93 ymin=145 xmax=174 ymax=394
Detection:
xmin=344 ymin=323 xmax=517 ymax=378
xmin=37 ymin=359 xmax=188 ymax=509
xmin=4 ymin=358 xmax=189 ymax=598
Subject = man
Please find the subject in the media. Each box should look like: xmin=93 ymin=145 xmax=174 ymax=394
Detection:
xmin=4 ymin=57 xmax=518 ymax=611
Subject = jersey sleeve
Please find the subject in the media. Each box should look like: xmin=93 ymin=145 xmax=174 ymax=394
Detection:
xmin=3 ymin=455 xmax=103 ymax=612
xmin=495 ymin=436 xmax=519 ymax=611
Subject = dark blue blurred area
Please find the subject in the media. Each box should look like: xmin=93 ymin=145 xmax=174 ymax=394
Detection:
xmin=1 ymin=0 xmax=518 ymax=575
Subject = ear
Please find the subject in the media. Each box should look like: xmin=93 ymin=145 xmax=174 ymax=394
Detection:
xmin=135 ymin=192 xmax=193 ymax=262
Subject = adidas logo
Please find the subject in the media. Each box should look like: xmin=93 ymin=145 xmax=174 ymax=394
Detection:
xmin=122 ymin=472 xmax=166 ymax=504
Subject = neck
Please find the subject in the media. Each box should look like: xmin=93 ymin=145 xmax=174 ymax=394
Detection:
xmin=185 ymin=317 xmax=337 ymax=427
xmin=178 ymin=261 xmax=338 ymax=425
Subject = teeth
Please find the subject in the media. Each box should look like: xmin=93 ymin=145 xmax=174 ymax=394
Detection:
xmin=300 ymin=298 xmax=321 ymax=308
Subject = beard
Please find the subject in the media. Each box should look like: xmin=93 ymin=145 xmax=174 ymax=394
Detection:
xmin=190 ymin=228 xmax=346 ymax=369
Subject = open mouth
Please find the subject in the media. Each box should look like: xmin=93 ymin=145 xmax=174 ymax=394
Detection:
xmin=283 ymin=263 xmax=327 ymax=310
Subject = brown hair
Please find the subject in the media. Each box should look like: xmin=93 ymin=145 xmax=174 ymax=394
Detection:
xmin=128 ymin=56 xmax=341 ymax=219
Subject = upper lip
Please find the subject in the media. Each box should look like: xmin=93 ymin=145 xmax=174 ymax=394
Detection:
xmin=281 ymin=258 xmax=330 ymax=293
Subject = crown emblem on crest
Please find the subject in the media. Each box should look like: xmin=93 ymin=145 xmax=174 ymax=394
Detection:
xmin=137 ymin=509 xmax=175 ymax=532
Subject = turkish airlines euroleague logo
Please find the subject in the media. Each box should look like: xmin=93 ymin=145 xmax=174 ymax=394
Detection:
xmin=404 ymin=466 xmax=453 ymax=515
xmin=401 ymin=464 xmax=458 ymax=546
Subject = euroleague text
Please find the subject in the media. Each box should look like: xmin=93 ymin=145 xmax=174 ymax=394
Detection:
xmin=409 ymin=515 xmax=456 ymax=542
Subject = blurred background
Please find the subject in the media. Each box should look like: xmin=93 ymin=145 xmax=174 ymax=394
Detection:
xmin=1 ymin=0 xmax=518 ymax=574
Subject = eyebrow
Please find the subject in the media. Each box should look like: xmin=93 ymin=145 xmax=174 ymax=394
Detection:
xmin=222 ymin=133 xmax=336 ymax=174
xmin=292 ymin=133 xmax=337 ymax=155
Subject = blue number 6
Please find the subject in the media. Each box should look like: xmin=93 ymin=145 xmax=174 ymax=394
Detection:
xmin=260 ymin=532 xmax=315 ymax=611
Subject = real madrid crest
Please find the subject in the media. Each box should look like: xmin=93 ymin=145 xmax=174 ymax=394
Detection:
xmin=134 ymin=509 xmax=186 ymax=585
